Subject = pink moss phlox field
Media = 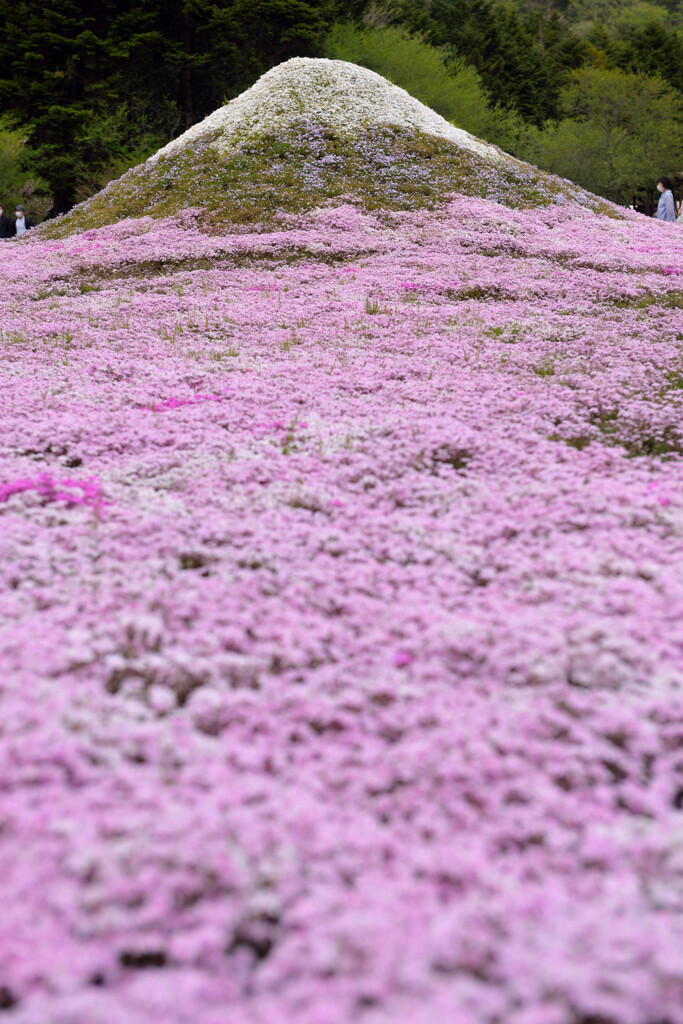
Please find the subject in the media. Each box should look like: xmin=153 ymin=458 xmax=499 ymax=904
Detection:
xmin=2 ymin=196 xmax=683 ymax=1024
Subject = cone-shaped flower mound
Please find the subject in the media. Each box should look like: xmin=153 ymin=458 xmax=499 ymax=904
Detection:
xmin=151 ymin=57 xmax=500 ymax=162
xmin=42 ymin=59 xmax=617 ymax=238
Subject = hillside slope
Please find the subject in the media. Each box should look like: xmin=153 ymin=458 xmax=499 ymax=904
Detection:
xmin=2 ymin=190 xmax=683 ymax=1023
xmin=42 ymin=58 xmax=616 ymax=238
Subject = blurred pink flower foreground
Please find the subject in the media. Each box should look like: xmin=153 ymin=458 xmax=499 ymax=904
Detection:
xmin=2 ymin=196 xmax=683 ymax=1024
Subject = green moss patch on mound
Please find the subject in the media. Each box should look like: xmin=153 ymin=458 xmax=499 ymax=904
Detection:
xmin=40 ymin=123 xmax=619 ymax=239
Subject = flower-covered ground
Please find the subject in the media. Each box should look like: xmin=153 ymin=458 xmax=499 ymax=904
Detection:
xmin=2 ymin=197 xmax=683 ymax=1024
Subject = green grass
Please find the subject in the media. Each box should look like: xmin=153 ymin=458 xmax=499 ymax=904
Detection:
xmin=610 ymin=291 xmax=683 ymax=310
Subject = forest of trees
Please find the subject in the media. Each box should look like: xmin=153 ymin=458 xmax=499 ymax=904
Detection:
xmin=1 ymin=0 xmax=682 ymax=218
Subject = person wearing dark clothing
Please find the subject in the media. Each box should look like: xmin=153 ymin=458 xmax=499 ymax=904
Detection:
xmin=0 ymin=205 xmax=14 ymax=238
xmin=14 ymin=204 xmax=33 ymax=235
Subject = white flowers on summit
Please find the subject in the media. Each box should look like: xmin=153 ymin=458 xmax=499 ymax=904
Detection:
xmin=151 ymin=57 xmax=501 ymax=163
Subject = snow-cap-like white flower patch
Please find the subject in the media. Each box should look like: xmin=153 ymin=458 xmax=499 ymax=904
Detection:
xmin=151 ymin=57 xmax=501 ymax=163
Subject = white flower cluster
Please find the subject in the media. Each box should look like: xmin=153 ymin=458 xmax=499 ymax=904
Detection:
xmin=150 ymin=57 xmax=502 ymax=164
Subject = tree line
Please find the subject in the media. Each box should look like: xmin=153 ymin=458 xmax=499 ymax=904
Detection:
xmin=1 ymin=0 xmax=682 ymax=218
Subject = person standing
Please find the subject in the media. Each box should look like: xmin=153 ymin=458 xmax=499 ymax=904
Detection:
xmin=0 ymin=204 xmax=14 ymax=238
xmin=14 ymin=204 xmax=33 ymax=235
xmin=655 ymin=177 xmax=676 ymax=222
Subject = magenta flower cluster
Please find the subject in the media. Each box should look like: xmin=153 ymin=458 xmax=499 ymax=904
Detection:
xmin=1 ymin=197 xmax=683 ymax=1024
xmin=0 ymin=473 xmax=105 ymax=510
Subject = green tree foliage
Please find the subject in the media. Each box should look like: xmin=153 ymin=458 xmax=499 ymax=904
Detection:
xmin=0 ymin=117 xmax=52 ymax=219
xmin=0 ymin=0 xmax=682 ymax=217
xmin=72 ymin=107 xmax=168 ymax=205
xmin=511 ymin=1 xmax=683 ymax=93
xmin=0 ymin=0 xmax=354 ymax=214
xmin=391 ymin=0 xmax=561 ymax=123
xmin=516 ymin=66 xmax=683 ymax=204
xmin=324 ymin=22 xmax=528 ymax=148
xmin=569 ymin=0 xmax=682 ymax=33
xmin=617 ymin=22 xmax=683 ymax=94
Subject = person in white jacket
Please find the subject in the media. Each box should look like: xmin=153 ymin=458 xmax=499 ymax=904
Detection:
xmin=655 ymin=176 xmax=676 ymax=222
xmin=14 ymin=204 xmax=33 ymax=235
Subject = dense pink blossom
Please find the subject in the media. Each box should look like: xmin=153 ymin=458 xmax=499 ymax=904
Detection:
xmin=1 ymin=197 xmax=683 ymax=1023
